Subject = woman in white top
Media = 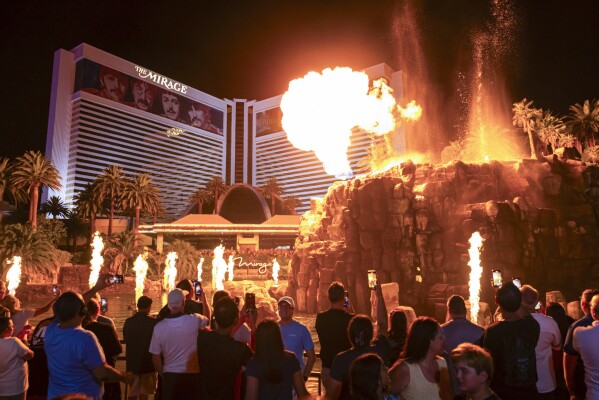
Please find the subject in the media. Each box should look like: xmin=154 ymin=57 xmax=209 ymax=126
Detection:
xmin=389 ymin=317 xmax=453 ymax=400
xmin=0 ymin=316 xmax=34 ymax=400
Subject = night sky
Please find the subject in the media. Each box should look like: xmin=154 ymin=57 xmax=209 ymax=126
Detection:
xmin=1 ymin=0 xmax=597 ymax=159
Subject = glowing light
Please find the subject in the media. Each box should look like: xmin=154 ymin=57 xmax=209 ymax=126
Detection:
xmin=212 ymin=245 xmax=228 ymax=290
xmin=468 ymin=232 xmax=484 ymax=324
xmin=398 ymin=100 xmax=423 ymax=121
xmin=227 ymin=255 xmax=234 ymax=281
xmin=272 ymin=258 xmax=280 ymax=286
xmin=197 ymin=257 xmax=204 ymax=282
xmin=133 ymin=253 xmax=149 ymax=302
xmin=89 ymin=232 xmax=104 ymax=288
xmin=281 ymin=67 xmax=406 ymax=179
xmin=163 ymin=252 xmax=178 ymax=292
xmin=6 ymin=256 xmax=22 ymax=295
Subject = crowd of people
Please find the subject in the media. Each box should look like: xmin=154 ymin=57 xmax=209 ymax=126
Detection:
xmin=1 ymin=276 xmax=599 ymax=399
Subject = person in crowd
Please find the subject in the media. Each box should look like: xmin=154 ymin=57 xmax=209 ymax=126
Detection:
xmin=98 ymin=66 xmax=128 ymax=103
xmin=245 ymin=319 xmax=309 ymax=400
xmin=546 ymin=302 xmax=574 ymax=399
xmin=563 ymin=288 xmax=599 ymax=400
xmin=0 ymin=281 xmax=10 ymax=317
xmin=388 ymin=317 xmax=453 ymax=400
xmin=0 ymin=316 xmax=34 ymax=400
xmin=316 ymin=282 xmax=354 ymax=393
xmin=211 ymin=290 xmax=253 ymax=346
xmin=349 ymin=353 xmax=391 ymax=400
xmin=92 ymin=293 xmax=116 ymax=329
xmin=571 ymin=293 xmax=599 ymax=400
xmin=277 ymin=296 xmax=316 ymax=381
xmin=387 ymin=308 xmax=408 ymax=366
xmin=197 ymin=296 xmax=253 ymax=399
xmin=158 ymin=279 xmax=210 ymax=321
xmin=45 ymin=291 xmax=132 ymax=400
xmin=84 ymin=299 xmax=123 ymax=400
xmin=128 ymin=79 xmax=155 ymax=111
xmin=1 ymin=291 xmax=58 ymax=343
xmin=149 ymin=288 xmax=209 ymax=400
xmin=441 ymin=295 xmax=484 ymax=353
xmin=482 ymin=282 xmax=540 ymax=400
xmin=451 ymin=343 xmax=500 ymax=400
xmin=159 ymin=91 xmax=183 ymax=121
xmin=123 ymin=295 xmax=157 ymax=400
xmin=328 ymin=315 xmax=390 ymax=399
xmin=519 ymin=285 xmax=562 ymax=399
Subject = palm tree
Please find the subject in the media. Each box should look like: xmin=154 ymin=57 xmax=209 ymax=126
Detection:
xmin=7 ymin=182 xmax=28 ymax=208
xmin=188 ymin=187 xmax=212 ymax=214
xmin=535 ymin=111 xmax=566 ymax=154
xmin=104 ymin=231 xmax=142 ymax=276
xmin=0 ymin=158 xmax=10 ymax=202
xmin=513 ymin=99 xmax=542 ymax=159
xmin=63 ymin=210 xmax=89 ymax=252
xmin=0 ymin=223 xmax=60 ymax=278
xmin=260 ymin=177 xmax=285 ymax=216
xmin=557 ymin=133 xmax=576 ymax=148
xmin=40 ymin=195 xmax=68 ymax=219
xmin=95 ymin=165 xmax=125 ymax=235
xmin=10 ymin=150 xmax=62 ymax=230
xmin=121 ymin=173 xmax=160 ymax=235
xmin=74 ymin=183 xmax=103 ymax=239
xmin=566 ymin=99 xmax=599 ymax=152
xmin=282 ymin=195 xmax=302 ymax=214
xmin=205 ymin=176 xmax=228 ymax=214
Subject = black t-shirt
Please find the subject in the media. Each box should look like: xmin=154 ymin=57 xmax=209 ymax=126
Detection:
xmin=122 ymin=312 xmax=157 ymax=373
xmin=483 ymin=316 xmax=540 ymax=397
xmin=315 ymin=308 xmax=353 ymax=368
xmin=157 ymin=299 xmax=204 ymax=320
xmin=246 ymin=351 xmax=300 ymax=400
xmin=197 ymin=330 xmax=253 ymax=400
xmin=85 ymin=321 xmax=122 ymax=367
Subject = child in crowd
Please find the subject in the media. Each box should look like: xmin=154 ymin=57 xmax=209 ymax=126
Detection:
xmin=451 ymin=343 xmax=500 ymax=400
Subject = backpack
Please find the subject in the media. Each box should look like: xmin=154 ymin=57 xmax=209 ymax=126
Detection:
xmin=501 ymin=328 xmax=538 ymax=387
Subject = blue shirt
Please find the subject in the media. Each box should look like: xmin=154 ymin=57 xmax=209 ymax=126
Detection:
xmin=45 ymin=321 xmax=106 ymax=400
xmin=279 ymin=320 xmax=314 ymax=370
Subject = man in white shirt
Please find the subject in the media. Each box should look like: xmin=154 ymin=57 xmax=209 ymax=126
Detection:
xmin=573 ymin=294 xmax=599 ymax=400
xmin=149 ymin=288 xmax=208 ymax=400
xmin=520 ymin=285 xmax=562 ymax=398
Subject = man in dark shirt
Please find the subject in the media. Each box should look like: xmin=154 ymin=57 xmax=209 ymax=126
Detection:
xmin=442 ymin=295 xmax=484 ymax=352
xmin=315 ymin=282 xmax=354 ymax=395
xmin=123 ymin=295 xmax=157 ymax=400
xmin=563 ymin=288 xmax=599 ymax=400
xmin=157 ymin=279 xmax=211 ymax=321
xmin=197 ymin=296 xmax=253 ymax=399
xmin=483 ymin=282 xmax=540 ymax=400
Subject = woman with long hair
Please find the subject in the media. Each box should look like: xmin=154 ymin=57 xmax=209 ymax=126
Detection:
xmin=389 ymin=317 xmax=453 ymax=400
xmin=387 ymin=308 xmax=408 ymax=365
xmin=350 ymin=353 xmax=391 ymax=400
xmin=245 ymin=319 xmax=309 ymax=400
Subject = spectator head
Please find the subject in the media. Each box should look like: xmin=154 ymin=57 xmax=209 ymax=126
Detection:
xmin=581 ymin=289 xmax=599 ymax=315
xmin=591 ymin=294 xmax=599 ymax=321
xmin=212 ymin=290 xmax=231 ymax=306
xmin=53 ymin=292 xmax=88 ymax=323
xmin=277 ymin=297 xmax=295 ymax=322
xmin=167 ymin=288 xmax=186 ymax=313
xmin=176 ymin=279 xmax=194 ymax=300
xmin=403 ymin=317 xmax=443 ymax=363
xmin=254 ymin=319 xmax=285 ymax=382
xmin=214 ymin=297 xmax=239 ymax=329
xmin=348 ymin=315 xmax=374 ymax=349
xmin=520 ymin=284 xmax=539 ymax=312
xmin=137 ymin=295 xmax=153 ymax=311
xmin=350 ymin=353 xmax=388 ymax=400
xmin=447 ymin=295 xmax=467 ymax=318
xmin=328 ymin=282 xmax=345 ymax=304
xmin=546 ymin=302 xmax=566 ymax=318
xmin=0 ymin=316 xmax=14 ymax=338
xmin=495 ymin=282 xmax=522 ymax=313
xmin=451 ymin=343 xmax=494 ymax=393
xmin=0 ymin=294 xmax=18 ymax=314
xmin=84 ymin=299 xmax=100 ymax=325
xmin=388 ymin=308 xmax=408 ymax=342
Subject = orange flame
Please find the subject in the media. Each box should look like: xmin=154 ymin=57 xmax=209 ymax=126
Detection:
xmin=398 ymin=100 xmax=423 ymax=121
xmin=6 ymin=256 xmax=22 ymax=295
xmin=468 ymin=232 xmax=483 ymax=324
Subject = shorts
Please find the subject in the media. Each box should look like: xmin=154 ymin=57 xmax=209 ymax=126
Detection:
xmin=127 ymin=373 xmax=157 ymax=396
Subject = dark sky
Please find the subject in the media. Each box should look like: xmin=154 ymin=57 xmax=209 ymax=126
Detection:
xmin=1 ymin=0 xmax=597 ymax=159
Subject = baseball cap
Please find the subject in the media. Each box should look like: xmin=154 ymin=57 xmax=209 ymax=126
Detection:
xmin=167 ymin=289 xmax=187 ymax=307
xmin=278 ymin=296 xmax=295 ymax=308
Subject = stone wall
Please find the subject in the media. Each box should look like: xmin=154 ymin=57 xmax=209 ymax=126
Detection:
xmin=291 ymin=158 xmax=599 ymax=316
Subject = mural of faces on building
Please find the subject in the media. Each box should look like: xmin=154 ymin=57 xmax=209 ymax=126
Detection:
xmin=131 ymin=80 xmax=156 ymax=111
xmin=160 ymin=91 xmax=181 ymax=121
xmin=98 ymin=66 xmax=128 ymax=102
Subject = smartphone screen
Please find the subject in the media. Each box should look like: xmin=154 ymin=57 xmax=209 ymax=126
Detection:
xmin=52 ymin=285 xmax=58 ymax=296
xmin=194 ymin=281 xmax=202 ymax=296
xmin=109 ymin=274 xmax=124 ymax=284
xmin=535 ymin=301 xmax=542 ymax=311
xmin=100 ymin=297 xmax=108 ymax=312
xmin=245 ymin=293 xmax=256 ymax=310
xmin=344 ymin=291 xmax=349 ymax=308
xmin=492 ymin=270 xmax=503 ymax=287
xmin=367 ymin=270 xmax=378 ymax=290
xmin=512 ymin=278 xmax=522 ymax=288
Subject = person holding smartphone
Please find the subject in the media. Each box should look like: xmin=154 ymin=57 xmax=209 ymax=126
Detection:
xmin=157 ymin=279 xmax=211 ymax=321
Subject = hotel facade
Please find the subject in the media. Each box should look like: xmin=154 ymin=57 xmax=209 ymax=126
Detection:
xmin=46 ymin=43 xmax=405 ymax=218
